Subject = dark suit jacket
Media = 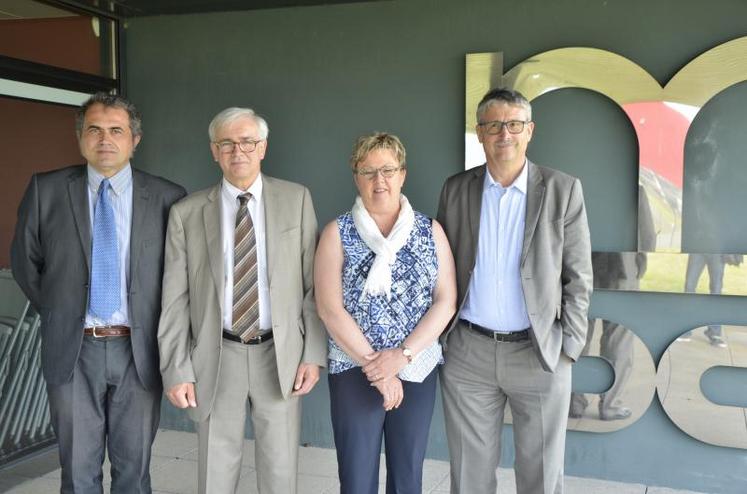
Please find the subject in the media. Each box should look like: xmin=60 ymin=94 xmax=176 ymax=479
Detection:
xmin=11 ymin=165 xmax=186 ymax=390
xmin=437 ymin=160 xmax=593 ymax=372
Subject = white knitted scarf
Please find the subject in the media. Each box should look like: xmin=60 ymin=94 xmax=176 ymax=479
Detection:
xmin=352 ymin=194 xmax=415 ymax=300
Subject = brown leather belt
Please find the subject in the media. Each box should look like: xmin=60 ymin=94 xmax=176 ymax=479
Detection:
xmin=222 ymin=330 xmax=273 ymax=345
xmin=460 ymin=319 xmax=530 ymax=342
xmin=83 ymin=325 xmax=131 ymax=338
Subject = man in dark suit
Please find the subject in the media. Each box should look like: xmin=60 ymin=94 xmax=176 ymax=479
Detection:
xmin=437 ymin=88 xmax=593 ymax=494
xmin=11 ymin=93 xmax=186 ymax=493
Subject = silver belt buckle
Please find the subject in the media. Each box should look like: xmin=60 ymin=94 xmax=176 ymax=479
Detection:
xmin=92 ymin=325 xmax=104 ymax=338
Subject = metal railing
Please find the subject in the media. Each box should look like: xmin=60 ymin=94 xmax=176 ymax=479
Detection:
xmin=0 ymin=274 xmax=55 ymax=466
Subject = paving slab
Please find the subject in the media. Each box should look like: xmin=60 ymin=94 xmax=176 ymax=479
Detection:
xmin=0 ymin=430 xmax=718 ymax=494
xmin=565 ymin=475 xmax=646 ymax=493
xmin=647 ymin=487 xmax=711 ymax=494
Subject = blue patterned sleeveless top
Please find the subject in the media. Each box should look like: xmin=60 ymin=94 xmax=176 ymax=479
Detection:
xmin=327 ymin=211 xmax=439 ymax=375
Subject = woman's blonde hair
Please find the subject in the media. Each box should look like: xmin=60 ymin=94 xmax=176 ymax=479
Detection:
xmin=349 ymin=132 xmax=406 ymax=171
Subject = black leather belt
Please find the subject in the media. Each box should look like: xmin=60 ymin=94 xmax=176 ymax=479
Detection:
xmin=222 ymin=330 xmax=273 ymax=345
xmin=460 ymin=319 xmax=530 ymax=342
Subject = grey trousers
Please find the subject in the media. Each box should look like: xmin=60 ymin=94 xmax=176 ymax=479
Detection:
xmin=197 ymin=338 xmax=301 ymax=494
xmin=441 ymin=322 xmax=572 ymax=494
xmin=47 ymin=335 xmax=161 ymax=494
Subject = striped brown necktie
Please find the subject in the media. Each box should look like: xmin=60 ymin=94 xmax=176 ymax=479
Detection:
xmin=231 ymin=193 xmax=260 ymax=342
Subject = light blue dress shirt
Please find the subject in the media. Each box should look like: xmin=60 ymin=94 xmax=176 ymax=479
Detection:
xmin=460 ymin=162 xmax=531 ymax=333
xmin=85 ymin=164 xmax=132 ymax=327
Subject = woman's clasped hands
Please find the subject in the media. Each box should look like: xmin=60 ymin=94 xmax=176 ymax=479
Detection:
xmin=363 ymin=348 xmax=410 ymax=410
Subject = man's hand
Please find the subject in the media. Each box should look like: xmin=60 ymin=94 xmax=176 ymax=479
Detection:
xmin=371 ymin=376 xmax=404 ymax=411
xmin=362 ymin=348 xmax=409 ymax=383
xmin=292 ymin=363 xmax=320 ymax=396
xmin=166 ymin=383 xmax=197 ymax=408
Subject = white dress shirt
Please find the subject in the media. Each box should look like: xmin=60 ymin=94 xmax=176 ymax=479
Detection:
xmin=220 ymin=176 xmax=272 ymax=331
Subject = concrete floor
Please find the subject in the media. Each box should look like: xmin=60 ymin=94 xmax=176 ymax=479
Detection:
xmin=0 ymin=429 xmax=708 ymax=493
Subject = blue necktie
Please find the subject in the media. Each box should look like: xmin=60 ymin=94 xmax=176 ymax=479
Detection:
xmin=89 ymin=179 xmax=120 ymax=320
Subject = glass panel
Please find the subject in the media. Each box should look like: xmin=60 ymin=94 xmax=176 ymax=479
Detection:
xmin=0 ymin=95 xmax=83 ymax=269
xmin=0 ymin=0 xmax=116 ymax=78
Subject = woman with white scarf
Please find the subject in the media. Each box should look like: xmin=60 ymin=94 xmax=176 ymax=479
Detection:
xmin=315 ymin=132 xmax=456 ymax=494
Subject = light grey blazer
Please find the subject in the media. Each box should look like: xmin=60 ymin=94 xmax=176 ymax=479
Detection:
xmin=157 ymin=174 xmax=326 ymax=422
xmin=436 ymin=160 xmax=593 ymax=372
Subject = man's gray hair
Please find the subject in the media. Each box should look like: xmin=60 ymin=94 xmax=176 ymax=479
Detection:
xmin=476 ymin=88 xmax=532 ymax=122
xmin=75 ymin=92 xmax=143 ymax=137
xmin=208 ymin=107 xmax=269 ymax=141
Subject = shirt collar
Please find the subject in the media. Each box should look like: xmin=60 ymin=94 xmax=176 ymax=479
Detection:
xmin=222 ymin=175 xmax=263 ymax=204
xmin=484 ymin=159 xmax=528 ymax=195
xmin=87 ymin=164 xmax=132 ymax=196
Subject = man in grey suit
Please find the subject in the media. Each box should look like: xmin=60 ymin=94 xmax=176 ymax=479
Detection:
xmin=158 ymin=107 xmax=326 ymax=494
xmin=437 ymin=88 xmax=593 ymax=494
xmin=11 ymin=93 xmax=186 ymax=493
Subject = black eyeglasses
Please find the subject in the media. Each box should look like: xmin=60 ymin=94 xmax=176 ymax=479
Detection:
xmin=477 ymin=120 xmax=531 ymax=135
xmin=214 ymin=139 xmax=262 ymax=154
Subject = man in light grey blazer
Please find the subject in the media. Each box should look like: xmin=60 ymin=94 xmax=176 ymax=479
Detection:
xmin=11 ymin=93 xmax=186 ymax=493
xmin=437 ymin=88 xmax=592 ymax=494
xmin=157 ymin=107 xmax=326 ymax=494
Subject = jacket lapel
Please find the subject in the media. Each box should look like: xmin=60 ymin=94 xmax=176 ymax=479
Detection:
xmin=522 ymin=161 xmax=545 ymax=265
xmin=129 ymin=170 xmax=151 ymax=282
xmin=68 ymin=168 xmax=92 ymax=271
xmin=262 ymin=174 xmax=277 ymax=287
xmin=468 ymin=166 xmax=485 ymax=259
xmin=204 ymin=184 xmax=224 ymax=312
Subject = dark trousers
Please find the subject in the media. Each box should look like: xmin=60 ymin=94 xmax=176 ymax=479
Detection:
xmin=46 ymin=336 xmax=161 ymax=494
xmin=328 ymin=367 xmax=437 ymax=494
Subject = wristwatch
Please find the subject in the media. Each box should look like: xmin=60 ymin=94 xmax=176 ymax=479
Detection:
xmin=400 ymin=344 xmax=413 ymax=364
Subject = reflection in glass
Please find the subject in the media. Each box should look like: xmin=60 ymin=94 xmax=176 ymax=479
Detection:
xmin=633 ymin=252 xmax=746 ymax=296
xmin=0 ymin=96 xmax=81 ymax=268
xmin=567 ymin=319 xmax=656 ymax=433
xmin=466 ymin=38 xmax=747 ymax=296
xmin=657 ymin=325 xmax=747 ymax=449
xmin=504 ymin=318 xmax=655 ymax=433
xmin=0 ymin=0 xmax=116 ymax=78
xmin=465 ymin=52 xmax=502 ymax=169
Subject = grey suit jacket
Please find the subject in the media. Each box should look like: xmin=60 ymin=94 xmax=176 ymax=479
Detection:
xmin=436 ymin=161 xmax=592 ymax=372
xmin=157 ymin=174 xmax=326 ymax=422
xmin=11 ymin=165 xmax=186 ymax=390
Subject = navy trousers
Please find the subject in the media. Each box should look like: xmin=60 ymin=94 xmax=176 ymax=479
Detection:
xmin=328 ymin=367 xmax=438 ymax=494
